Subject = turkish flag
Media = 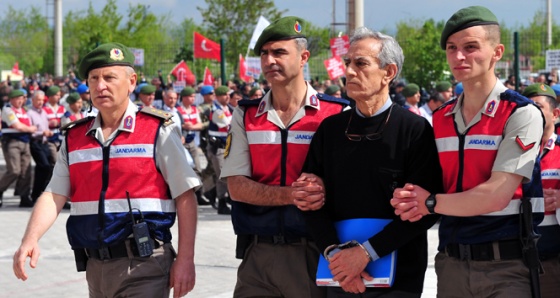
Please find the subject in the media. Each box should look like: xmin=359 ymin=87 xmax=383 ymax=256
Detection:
xmin=194 ymin=32 xmax=221 ymax=62
xmin=239 ymin=54 xmax=251 ymax=82
xmin=171 ymin=60 xmax=196 ymax=85
xmin=12 ymin=62 xmax=21 ymax=75
xmin=203 ymin=67 xmax=214 ymax=85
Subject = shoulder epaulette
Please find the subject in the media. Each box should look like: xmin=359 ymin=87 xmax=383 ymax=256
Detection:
xmin=316 ymin=93 xmax=350 ymax=106
xmin=500 ymin=89 xmax=533 ymax=107
xmin=61 ymin=116 xmax=95 ymax=132
xmin=139 ymin=106 xmax=174 ymax=127
xmin=238 ymin=99 xmax=261 ymax=107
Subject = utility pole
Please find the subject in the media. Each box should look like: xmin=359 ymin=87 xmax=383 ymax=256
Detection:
xmin=547 ymin=0 xmax=552 ymax=47
xmin=54 ymin=0 xmax=63 ymax=77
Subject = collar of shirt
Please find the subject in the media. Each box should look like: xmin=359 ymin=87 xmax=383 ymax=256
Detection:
xmin=255 ymin=81 xmax=320 ymax=118
xmin=446 ymin=79 xmax=507 ymax=118
xmin=86 ymin=100 xmax=138 ymax=136
xmin=355 ymin=97 xmax=392 ymax=118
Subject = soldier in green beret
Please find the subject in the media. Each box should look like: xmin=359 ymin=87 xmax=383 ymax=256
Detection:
xmin=248 ymin=86 xmax=263 ymax=100
xmin=435 ymin=81 xmax=453 ymax=101
xmin=61 ymin=93 xmax=85 ymax=126
xmin=0 ymin=88 xmax=37 ymax=208
xmin=324 ymin=85 xmax=341 ymax=98
xmin=522 ymin=83 xmax=560 ymax=298
xmin=137 ymin=84 xmax=157 ymax=108
xmin=222 ymin=16 xmax=349 ymax=298
xmin=402 ymin=83 xmax=422 ymax=115
xmin=13 ymin=42 xmax=201 ymax=298
xmin=392 ymin=6 xmax=545 ymax=297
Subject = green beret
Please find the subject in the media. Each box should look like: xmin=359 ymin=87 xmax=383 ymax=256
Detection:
xmin=522 ymin=83 xmax=557 ymax=100
xmin=435 ymin=81 xmax=452 ymax=92
xmin=139 ymin=84 xmax=156 ymax=95
xmin=215 ymin=86 xmax=230 ymax=96
xmin=440 ymin=6 xmax=499 ymax=49
xmin=8 ymin=89 xmax=25 ymax=99
xmin=46 ymin=86 xmax=60 ymax=96
xmin=324 ymin=85 xmax=341 ymax=95
xmin=254 ymin=16 xmax=307 ymax=55
xmin=402 ymin=83 xmax=420 ymax=97
xmin=78 ymin=42 xmax=135 ymax=79
xmin=66 ymin=92 xmax=81 ymax=104
xmin=249 ymin=87 xmax=261 ymax=97
xmin=180 ymin=87 xmax=195 ymax=97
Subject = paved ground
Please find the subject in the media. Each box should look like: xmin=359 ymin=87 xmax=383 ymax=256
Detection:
xmin=0 ymin=197 xmax=438 ymax=297
xmin=0 ymin=151 xmax=438 ymax=297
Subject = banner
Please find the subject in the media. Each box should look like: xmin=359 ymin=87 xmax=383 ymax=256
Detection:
xmin=239 ymin=54 xmax=251 ymax=82
xmin=245 ymin=57 xmax=262 ymax=79
xmin=130 ymin=48 xmax=145 ymax=66
xmin=248 ymin=16 xmax=271 ymax=51
xmin=194 ymin=32 xmax=221 ymax=62
xmin=330 ymin=35 xmax=350 ymax=58
xmin=203 ymin=67 xmax=214 ymax=85
xmin=171 ymin=60 xmax=195 ymax=85
xmin=324 ymin=56 xmax=345 ymax=80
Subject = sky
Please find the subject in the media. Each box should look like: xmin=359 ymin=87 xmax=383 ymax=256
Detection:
xmin=2 ymin=0 xmax=559 ymax=34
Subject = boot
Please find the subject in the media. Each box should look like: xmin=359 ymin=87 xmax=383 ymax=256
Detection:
xmin=204 ymin=188 xmax=217 ymax=209
xmin=196 ymin=189 xmax=210 ymax=206
xmin=217 ymin=199 xmax=231 ymax=215
xmin=19 ymin=195 xmax=34 ymax=208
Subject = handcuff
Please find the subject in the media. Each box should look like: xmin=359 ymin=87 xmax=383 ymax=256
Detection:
xmin=323 ymin=240 xmax=373 ymax=262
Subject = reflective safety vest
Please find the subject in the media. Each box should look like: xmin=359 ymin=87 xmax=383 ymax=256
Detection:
xmin=1 ymin=105 xmax=31 ymax=142
xmin=231 ymin=95 xmax=348 ymax=237
xmin=177 ymin=105 xmax=199 ymax=143
xmin=433 ymin=90 xmax=543 ymax=248
xmin=65 ymin=113 xmax=175 ymax=249
xmin=43 ymin=104 xmax=65 ymax=142
xmin=208 ymin=101 xmax=232 ymax=143
xmin=538 ymin=137 xmax=560 ymax=256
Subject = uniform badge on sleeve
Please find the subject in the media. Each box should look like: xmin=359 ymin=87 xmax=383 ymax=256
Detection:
xmin=515 ymin=136 xmax=536 ymax=151
xmin=8 ymin=113 xmax=15 ymax=122
xmin=224 ymin=133 xmax=232 ymax=159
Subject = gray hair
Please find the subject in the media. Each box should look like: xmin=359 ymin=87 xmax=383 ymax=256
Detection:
xmin=32 ymin=90 xmax=45 ymax=99
xmin=294 ymin=37 xmax=308 ymax=52
xmin=349 ymin=27 xmax=404 ymax=80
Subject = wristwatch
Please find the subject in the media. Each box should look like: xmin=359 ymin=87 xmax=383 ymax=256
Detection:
xmin=425 ymin=193 xmax=437 ymax=214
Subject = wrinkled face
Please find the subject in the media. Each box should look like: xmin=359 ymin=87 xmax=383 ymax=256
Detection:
xmin=88 ymin=66 xmax=136 ymax=112
xmin=164 ymin=91 xmax=178 ymax=108
xmin=32 ymin=94 xmax=45 ymax=109
xmin=344 ymin=38 xmax=389 ymax=102
xmin=260 ymin=39 xmax=309 ymax=85
xmin=139 ymin=92 xmax=155 ymax=107
xmin=70 ymin=99 xmax=83 ymax=113
xmin=445 ymin=26 xmax=503 ymax=83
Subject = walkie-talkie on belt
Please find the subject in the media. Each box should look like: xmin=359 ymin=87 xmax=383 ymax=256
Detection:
xmin=126 ymin=191 xmax=154 ymax=257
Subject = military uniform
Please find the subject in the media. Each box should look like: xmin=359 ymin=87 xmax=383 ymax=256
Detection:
xmin=0 ymin=90 xmax=34 ymax=207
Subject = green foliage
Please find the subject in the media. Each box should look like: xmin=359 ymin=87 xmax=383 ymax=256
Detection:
xmin=197 ymin=0 xmax=285 ymax=80
xmin=396 ymin=19 xmax=448 ymax=91
xmin=0 ymin=5 xmax=49 ymax=75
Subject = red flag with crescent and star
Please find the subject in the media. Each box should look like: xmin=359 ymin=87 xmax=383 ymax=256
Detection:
xmin=194 ymin=32 xmax=221 ymax=62
xmin=203 ymin=67 xmax=214 ymax=85
xmin=170 ymin=60 xmax=196 ymax=85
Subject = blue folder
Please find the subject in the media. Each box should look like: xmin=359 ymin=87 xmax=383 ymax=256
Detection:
xmin=316 ymin=218 xmax=397 ymax=287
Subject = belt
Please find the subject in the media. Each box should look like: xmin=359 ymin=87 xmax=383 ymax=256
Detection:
xmin=254 ymin=235 xmax=306 ymax=245
xmin=445 ymin=240 xmax=523 ymax=261
xmin=84 ymin=238 xmax=161 ymax=260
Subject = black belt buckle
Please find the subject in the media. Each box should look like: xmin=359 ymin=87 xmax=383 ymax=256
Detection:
xmin=273 ymin=235 xmax=286 ymax=244
xmin=99 ymin=247 xmax=111 ymax=260
xmin=458 ymin=244 xmax=472 ymax=261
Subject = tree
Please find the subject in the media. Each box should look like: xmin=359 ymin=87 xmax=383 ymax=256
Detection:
xmin=197 ymin=0 xmax=285 ymax=80
xmin=0 ymin=6 xmax=49 ymax=76
xmin=396 ymin=19 xmax=448 ymax=91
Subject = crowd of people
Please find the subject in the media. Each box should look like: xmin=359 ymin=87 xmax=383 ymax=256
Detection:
xmin=4 ymin=5 xmax=559 ymax=298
